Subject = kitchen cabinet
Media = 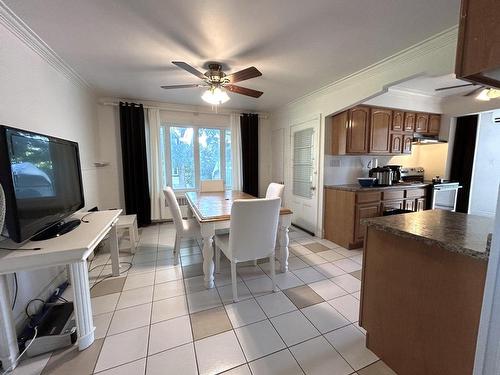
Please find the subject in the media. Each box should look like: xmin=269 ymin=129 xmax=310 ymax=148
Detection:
xmin=369 ymin=108 xmax=392 ymax=153
xmin=402 ymin=135 xmax=412 ymax=154
xmin=404 ymin=112 xmax=416 ymax=132
xmin=405 ymin=199 xmax=416 ymax=211
xmin=346 ymin=107 xmax=370 ymax=154
xmin=390 ymin=133 xmax=403 ymax=153
xmin=392 ymin=110 xmax=404 ymax=131
xmin=354 ymin=203 xmax=381 ymax=242
xmin=381 ymin=200 xmax=405 ymax=211
xmin=415 ymin=113 xmax=429 ymax=133
xmin=455 ymin=0 xmax=500 ymax=89
xmin=428 ymin=114 xmax=441 ymax=135
xmin=416 ymin=198 xmax=427 ymax=212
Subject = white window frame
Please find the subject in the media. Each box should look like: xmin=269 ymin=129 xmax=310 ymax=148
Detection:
xmin=161 ymin=122 xmax=231 ymax=191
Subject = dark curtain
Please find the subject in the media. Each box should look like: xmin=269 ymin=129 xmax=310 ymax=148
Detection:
xmin=119 ymin=102 xmax=151 ymax=226
xmin=240 ymin=113 xmax=259 ymax=197
xmin=449 ymin=114 xmax=478 ymax=213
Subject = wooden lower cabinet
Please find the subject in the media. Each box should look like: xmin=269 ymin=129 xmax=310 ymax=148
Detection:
xmin=405 ymin=199 xmax=416 ymax=211
xmin=354 ymin=203 xmax=381 ymax=242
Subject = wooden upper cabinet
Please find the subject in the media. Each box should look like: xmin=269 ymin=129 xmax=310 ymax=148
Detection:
xmin=346 ymin=106 xmax=370 ymax=154
xmin=455 ymin=0 xmax=500 ymax=88
xmin=392 ymin=111 xmax=404 ymax=131
xmin=415 ymin=113 xmax=429 ymax=133
xmin=404 ymin=112 xmax=416 ymax=132
xmin=428 ymin=114 xmax=441 ymax=135
xmin=369 ymin=108 xmax=391 ymax=154
xmin=390 ymin=133 xmax=403 ymax=154
xmin=402 ymin=135 xmax=412 ymax=154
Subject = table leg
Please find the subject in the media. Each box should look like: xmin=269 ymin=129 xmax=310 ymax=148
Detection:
xmin=109 ymin=224 xmax=120 ymax=277
xmin=201 ymin=225 xmax=215 ymax=289
xmin=129 ymin=224 xmax=137 ymax=255
xmin=69 ymin=261 xmax=95 ymax=350
xmin=278 ymin=215 xmax=292 ymax=273
xmin=0 ymin=274 xmax=19 ymax=371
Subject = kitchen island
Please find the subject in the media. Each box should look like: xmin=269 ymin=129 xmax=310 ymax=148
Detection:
xmin=360 ymin=210 xmax=493 ymax=375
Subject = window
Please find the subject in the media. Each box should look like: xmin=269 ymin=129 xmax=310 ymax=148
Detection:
xmin=160 ymin=124 xmax=231 ymax=190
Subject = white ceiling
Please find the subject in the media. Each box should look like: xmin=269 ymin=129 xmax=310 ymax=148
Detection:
xmin=390 ymin=74 xmax=478 ymax=98
xmin=5 ymin=0 xmax=461 ymax=111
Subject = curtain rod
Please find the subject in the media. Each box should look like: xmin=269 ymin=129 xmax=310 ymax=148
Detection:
xmin=100 ymin=101 xmax=269 ymax=119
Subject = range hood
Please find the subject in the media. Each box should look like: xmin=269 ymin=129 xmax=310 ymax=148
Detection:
xmin=412 ymin=133 xmax=447 ymax=144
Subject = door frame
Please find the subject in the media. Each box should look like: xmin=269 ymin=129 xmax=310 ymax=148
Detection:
xmin=271 ymin=128 xmax=285 ymax=184
xmin=288 ymin=114 xmax=323 ymax=236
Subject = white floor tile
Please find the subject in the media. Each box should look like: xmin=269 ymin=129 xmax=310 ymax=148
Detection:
xmin=94 ymin=326 xmax=149 ymax=373
xmin=220 ymin=364 xmax=252 ymax=375
xmin=181 ymin=253 xmax=204 ymax=266
xmin=331 ymin=274 xmax=361 ymax=293
xmin=155 ymin=266 xmax=183 ymax=283
xmin=248 ymin=349 xmax=303 ymax=375
xmin=287 ymin=256 xmax=310 ymax=271
xmin=256 ymin=291 xmax=297 ymax=318
xmin=350 ymin=254 xmax=363 ymax=265
xmin=333 ymin=259 xmax=362 ymax=273
xmin=244 ymin=276 xmax=277 ymax=297
xmin=307 ymin=279 xmax=348 ymax=301
xmin=123 ymin=271 xmax=155 ymax=291
xmin=91 ymin=293 xmax=120 ymax=316
xmin=293 ymin=267 xmax=326 ymax=283
xmin=116 ymin=286 xmax=153 ymax=310
xmin=127 ymin=262 xmax=156 ymax=275
xmin=237 ymin=265 xmax=267 ymax=280
xmin=148 ymin=315 xmax=192 ymax=355
xmin=95 ymin=358 xmax=146 ymax=375
xmin=290 ymin=244 xmax=313 ymax=257
xmin=195 ymin=331 xmax=246 ymax=375
xmin=328 ymin=295 xmax=360 ymax=322
xmin=108 ymin=303 xmax=152 ymax=335
xmin=155 ymin=257 xmax=177 ymax=270
xmin=184 ymin=275 xmax=208 ymax=294
xmin=10 ymin=352 xmax=51 ymax=375
xmin=335 ymin=247 xmax=363 ymax=258
xmin=187 ymin=288 xmax=223 ymax=313
xmin=214 ymin=269 xmax=242 ymax=287
xmin=151 ymin=295 xmax=188 ymax=323
xmin=153 ymin=279 xmax=185 ymax=301
xmin=301 ymin=302 xmax=350 ymax=334
xmin=218 ymin=282 xmax=253 ymax=304
xmin=316 ymin=238 xmax=341 ymax=249
xmin=235 ymin=320 xmax=285 ymax=361
xmin=274 ymin=272 xmax=304 ymax=290
xmin=93 ymin=312 xmax=113 ymax=339
xmin=316 ymin=250 xmax=345 ymax=262
xmin=300 ymin=254 xmax=329 ymax=266
xmin=313 ymin=263 xmax=346 ymax=278
xmin=146 ymin=343 xmax=197 ymax=375
xmin=351 ymin=291 xmax=361 ymax=300
xmin=325 ymin=324 xmax=378 ymax=370
xmin=290 ymin=336 xmax=353 ymax=375
xmin=271 ymin=310 xmax=320 ymax=346
xmin=225 ymin=298 xmax=267 ymax=328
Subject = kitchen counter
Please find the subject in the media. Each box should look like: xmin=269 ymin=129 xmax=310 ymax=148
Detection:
xmin=363 ymin=210 xmax=493 ymax=261
xmin=324 ymin=182 xmax=430 ymax=192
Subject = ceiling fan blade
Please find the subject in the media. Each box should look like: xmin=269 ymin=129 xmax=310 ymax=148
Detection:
xmin=172 ymin=61 xmax=207 ymax=80
xmin=225 ymin=84 xmax=263 ymax=98
xmin=435 ymin=83 xmax=476 ymax=91
xmin=464 ymin=86 xmax=484 ymax=96
xmin=160 ymin=84 xmax=204 ymax=89
xmin=226 ymin=67 xmax=262 ymax=83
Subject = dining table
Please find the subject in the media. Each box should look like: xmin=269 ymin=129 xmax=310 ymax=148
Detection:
xmin=185 ymin=190 xmax=293 ymax=288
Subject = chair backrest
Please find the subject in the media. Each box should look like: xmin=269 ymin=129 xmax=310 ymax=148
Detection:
xmin=163 ymin=187 xmax=183 ymax=232
xmin=229 ymin=198 xmax=281 ymax=262
xmin=200 ymin=179 xmax=224 ymax=193
xmin=265 ymin=183 xmax=285 ymax=200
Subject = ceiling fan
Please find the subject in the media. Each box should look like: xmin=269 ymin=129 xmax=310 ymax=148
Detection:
xmin=161 ymin=61 xmax=263 ymax=105
xmin=435 ymin=83 xmax=500 ymax=101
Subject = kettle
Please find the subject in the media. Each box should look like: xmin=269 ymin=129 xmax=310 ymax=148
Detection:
xmin=369 ymin=167 xmax=393 ymax=186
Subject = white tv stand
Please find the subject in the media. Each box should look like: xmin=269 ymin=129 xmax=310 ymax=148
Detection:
xmin=0 ymin=209 xmax=122 ymax=371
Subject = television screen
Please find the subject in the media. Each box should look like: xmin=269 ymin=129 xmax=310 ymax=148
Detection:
xmin=0 ymin=126 xmax=84 ymax=243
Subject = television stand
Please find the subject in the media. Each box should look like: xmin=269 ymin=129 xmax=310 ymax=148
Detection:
xmin=31 ymin=219 xmax=81 ymax=241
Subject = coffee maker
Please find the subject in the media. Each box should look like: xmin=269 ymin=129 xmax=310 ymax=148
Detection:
xmin=369 ymin=167 xmax=393 ymax=186
xmin=384 ymin=165 xmax=402 ymax=184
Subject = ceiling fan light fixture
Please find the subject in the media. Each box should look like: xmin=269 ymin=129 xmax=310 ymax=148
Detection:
xmin=487 ymin=89 xmax=500 ymax=99
xmin=476 ymin=89 xmax=491 ymax=101
xmin=201 ymin=87 xmax=230 ymax=105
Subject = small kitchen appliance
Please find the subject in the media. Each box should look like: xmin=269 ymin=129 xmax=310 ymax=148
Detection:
xmin=369 ymin=167 xmax=393 ymax=186
xmin=384 ymin=165 xmax=403 ymax=184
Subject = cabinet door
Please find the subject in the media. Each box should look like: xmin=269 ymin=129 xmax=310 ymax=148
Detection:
xmin=369 ymin=108 xmax=391 ymax=154
xmin=355 ymin=203 xmax=381 ymax=242
xmin=392 ymin=111 xmax=404 ymax=131
xmin=346 ymin=107 xmax=370 ymax=154
xmin=415 ymin=113 xmax=429 ymax=133
xmin=402 ymin=134 xmax=412 ymax=154
xmin=428 ymin=114 xmax=441 ymax=135
xmin=404 ymin=112 xmax=416 ymax=132
xmin=416 ymin=198 xmax=427 ymax=211
xmin=390 ymin=133 xmax=403 ymax=154
xmin=405 ymin=199 xmax=416 ymax=211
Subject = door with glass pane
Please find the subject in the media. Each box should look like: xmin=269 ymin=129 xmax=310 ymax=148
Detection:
xmin=290 ymin=117 xmax=320 ymax=234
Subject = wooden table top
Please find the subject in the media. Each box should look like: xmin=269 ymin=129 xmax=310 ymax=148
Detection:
xmin=185 ymin=191 xmax=293 ymax=223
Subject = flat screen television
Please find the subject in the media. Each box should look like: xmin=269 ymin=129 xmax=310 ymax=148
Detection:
xmin=0 ymin=125 xmax=85 ymax=243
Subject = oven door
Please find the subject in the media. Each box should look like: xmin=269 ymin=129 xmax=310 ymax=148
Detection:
xmin=432 ymin=186 xmax=461 ymax=211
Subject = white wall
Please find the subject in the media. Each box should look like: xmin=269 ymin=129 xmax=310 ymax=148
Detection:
xmin=0 ymin=23 xmax=99 ymax=329
xmin=469 ymin=111 xmax=500 ymax=217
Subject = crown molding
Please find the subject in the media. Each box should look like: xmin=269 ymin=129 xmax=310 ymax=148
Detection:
xmin=284 ymin=25 xmax=458 ymax=109
xmin=0 ymin=0 xmax=91 ymax=90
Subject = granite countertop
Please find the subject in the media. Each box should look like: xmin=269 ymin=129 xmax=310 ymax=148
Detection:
xmin=324 ymin=182 xmax=430 ymax=192
xmin=363 ymin=210 xmax=493 ymax=261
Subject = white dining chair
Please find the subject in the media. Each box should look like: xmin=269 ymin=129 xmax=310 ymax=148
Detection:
xmin=200 ymin=179 xmax=224 ymax=192
xmin=215 ymin=197 xmax=281 ymax=302
xmin=163 ymin=187 xmax=201 ymax=264
xmin=265 ymin=183 xmax=285 ymax=200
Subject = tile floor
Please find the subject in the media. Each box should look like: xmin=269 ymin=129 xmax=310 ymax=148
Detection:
xmin=12 ymin=223 xmax=397 ymax=375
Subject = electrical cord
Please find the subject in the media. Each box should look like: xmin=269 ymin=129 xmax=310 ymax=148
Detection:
xmin=11 ymin=273 xmax=18 ymax=310
xmin=80 ymin=212 xmax=93 ymax=223
xmin=90 ymin=261 xmax=133 ymax=290
xmin=0 ymin=327 xmax=38 ymax=375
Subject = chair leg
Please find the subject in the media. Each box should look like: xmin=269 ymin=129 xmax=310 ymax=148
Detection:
xmin=174 ymin=235 xmax=181 ymax=265
xmin=270 ymin=255 xmax=278 ymax=293
xmin=231 ymin=261 xmax=238 ymax=303
xmin=215 ymin=246 xmax=221 ymax=274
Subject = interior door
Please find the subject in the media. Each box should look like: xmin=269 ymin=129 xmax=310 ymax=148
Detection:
xmin=289 ymin=117 xmax=320 ymax=234
xmin=271 ymin=129 xmax=284 ymax=184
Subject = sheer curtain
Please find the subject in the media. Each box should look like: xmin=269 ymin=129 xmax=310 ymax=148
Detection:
xmin=230 ymin=113 xmax=243 ymax=191
xmin=146 ymin=108 xmax=168 ymax=220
